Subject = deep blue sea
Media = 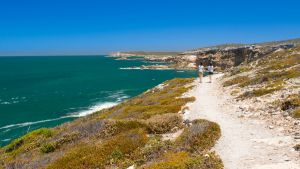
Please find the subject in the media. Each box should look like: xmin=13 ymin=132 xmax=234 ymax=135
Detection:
xmin=0 ymin=55 xmax=197 ymax=146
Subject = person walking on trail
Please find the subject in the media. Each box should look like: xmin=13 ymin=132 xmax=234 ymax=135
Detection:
xmin=207 ymin=62 xmax=214 ymax=83
xmin=198 ymin=62 xmax=204 ymax=83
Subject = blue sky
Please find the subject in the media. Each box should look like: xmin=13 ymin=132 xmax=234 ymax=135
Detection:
xmin=0 ymin=0 xmax=300 ymax=55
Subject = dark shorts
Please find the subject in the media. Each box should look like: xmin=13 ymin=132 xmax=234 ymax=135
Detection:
xmin=208 ymin=72 xmax=213 ymax=75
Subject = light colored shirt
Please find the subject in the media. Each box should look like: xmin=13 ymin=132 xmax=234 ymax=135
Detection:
xmin=208 ymin=65 xmax=214 ymax=72
xmin=198 ymin=65 xmax=204 ymax=73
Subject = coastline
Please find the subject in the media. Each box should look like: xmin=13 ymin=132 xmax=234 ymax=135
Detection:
xmin=0 ymin=78 xmax=223 ymax=168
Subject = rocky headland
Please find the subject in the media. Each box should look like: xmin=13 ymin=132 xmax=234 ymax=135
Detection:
xmin=111 ymin=38 xmax=300 ymax=71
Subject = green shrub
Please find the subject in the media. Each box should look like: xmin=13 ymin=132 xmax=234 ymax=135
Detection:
xmin=46 ymin=129 xmax=148 ymax=169
xmin=231 ymin=66 xmax=251 ymax=75
xmin=177 ymin=119 xmax=221 ymax=153
xmin=4 ymin=128 xmax=54 ymax=155
xmin=131 ymin=136 xmax=173 ymax=166
xmin=238 ymin=67 xmax=300 ymax=88
xmin=40 ymin=143 xmax=56 ymax=153
xmin=144 ymin=151 xmax=223 ymax=169
xmin=223 ymin=76 xmax=250 ymax=87
xmin=239 ymin=85 xmax=283 ymax=98
xmin=281 ymin=94 xmax=300 ymax=111
xmin=97 ymin=78 xmax=195 ymax=120
xmin=292 ymin=109 xmax=300 ymax=118
xmin=145 ymin=151 xmax=189 ymax=169
xmin=146 ymin=113 xmax=183 ymax=134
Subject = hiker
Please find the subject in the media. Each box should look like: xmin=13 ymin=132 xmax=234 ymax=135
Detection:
xmin=198 ymin=62 xmax=204 ymax=83
xmin=207 ymin=62 xmax=214 ymax=83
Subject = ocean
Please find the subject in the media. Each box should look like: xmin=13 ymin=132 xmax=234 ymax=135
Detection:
xmin=0 ymin=55 xmax=197 ymax=146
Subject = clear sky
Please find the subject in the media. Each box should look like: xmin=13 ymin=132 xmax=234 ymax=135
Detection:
xmin=0 ymin=0 xmax=300 ymax=55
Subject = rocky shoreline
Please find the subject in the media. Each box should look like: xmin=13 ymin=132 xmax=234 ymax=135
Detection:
xmin=111 ymin=39 xmax=299 ymax=71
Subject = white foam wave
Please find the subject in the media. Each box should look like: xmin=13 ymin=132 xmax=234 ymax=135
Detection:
xmin=0 ymin=92 xmax=129 ymax=132
xmin=68 ymin=102 xmax=118 ymax=117
xmin=1 ymin=138 xmax=11 ymax=142
xmin=0 ymin=116 xmax=69 ymax=130
xmin=0 ymin=102 xmax=119 ymax=131
xmin=120 ymin=67 xmax=142 ymax=70
xmin=1 ymin=101 xmax=11 ymax=105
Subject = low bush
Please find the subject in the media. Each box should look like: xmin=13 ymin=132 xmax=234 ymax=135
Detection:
xmin=145 ymin=151 xmax=189 ymax=169
xmin=97 ymin=78 xmax=195 ymax=120
xmin=177 ymin=119 xmax=221 ymax=153
xmin=4 ymin=128 xmax=54 ymax=157
xmin=46 ymin=129 xmax=148 ymax=169
xmin=131 ymin=136 xmax=173 ymax=166
xmin=40 ymin=143 xmax=56 ymax=153
xmin=231 ymin=66 xmax=251 ymax=75
xmin=146 ymin=113 xmax=183 ymax=134
xmin=281 ymin=94 xmax=300 ymax=111
xmin=292 ymin=108 xmax=300 ymax=118
xmin=239 ymin=67 xmax=300 ymax=88
xmin=144 ymin=151 xmax=223 ymax=169
xmin=223 ymin=76 xmax=250 ymax=87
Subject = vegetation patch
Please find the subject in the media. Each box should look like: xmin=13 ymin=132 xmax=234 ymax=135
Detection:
xmin=281 ymin=94 xmax=300 ymax=111
xmin=231 ymin=66 xmax=252 ymax=75
xmin=177 ymin=119 xmax=221 ymax=153
xmin=0 ymin=78 xmax=223 ymax=169
xmin=46 ymin=129 xmax=148 ymax=169
xmin=97 ymin=78 xmax=195 ymax=120
xmin=145 ymin=113 xmax=183 ymax=134
xmin=40 ymin=143 xmax=56 ymax=153
xmin=3 ymin=128 xmax=54 ymax=157
xmin=292 ymin=108 xmax=300 ymax=118
xmin=223 ymin=76 xmax=250 ymax=87
xmin=144 ymin=151 xmax=223 ymax=169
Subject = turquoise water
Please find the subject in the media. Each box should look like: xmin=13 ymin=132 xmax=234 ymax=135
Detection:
xmin=0 ymin=56 xmax=196 ymax=146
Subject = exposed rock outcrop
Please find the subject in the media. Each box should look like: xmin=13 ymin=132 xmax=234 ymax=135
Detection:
xmin=111 ymin=39 xmax=298 ymax=71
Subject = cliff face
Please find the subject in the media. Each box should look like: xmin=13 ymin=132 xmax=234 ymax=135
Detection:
xmin=182 ymin=44 xmax=296 ymax=70
xmin=111 ymin=40 xmax=298 ymax=71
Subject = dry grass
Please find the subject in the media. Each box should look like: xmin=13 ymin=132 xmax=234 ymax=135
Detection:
xmin=177 ymin=119 xmax=221 ymax=153
xmin=281 ymin=94 xmax=300 ymax=111
xmin=230 ymin=66 xmax=252 ymax=75
xmin=145 ymin=113 xmax=183 ymax=134
xmin=3 ymin=128 xmax=54 ymax=159
xmin=46 ymin=129 xmax=148 ymax=169
xmin=223 ymin=76 xmax=250 ymax=87
xmin=97 ymin=78 xmax=195 ymax=120
xmin=1 ymin=78 xmax=220 ymax=169
xmin=144 ymin=151 xmax=223 ymax=169
xmin=292 ymin=108 xmax=300 ymax=119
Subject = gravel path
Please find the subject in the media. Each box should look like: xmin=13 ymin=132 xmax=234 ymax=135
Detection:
xmin=184 ymin=74 xmax=300 ymax=169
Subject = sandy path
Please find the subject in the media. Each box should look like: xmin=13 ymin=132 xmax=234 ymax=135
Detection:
xmin=184 ymin=74 xmax=300 ymax=169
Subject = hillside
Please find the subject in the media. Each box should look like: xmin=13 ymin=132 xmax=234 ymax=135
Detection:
xmin=0 ymin=79 xmax=222 ymax=169
xmin=222 ymin=45 xmax=300 ymax=152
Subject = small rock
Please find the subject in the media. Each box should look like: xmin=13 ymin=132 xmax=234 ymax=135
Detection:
xmin=269 ymin=125 xmax=274 ymax=129
xmin=283 ymin=112 xmax=289 ymax=117
xmin=204 ymin=154 xmax=210 ymax=158
xmin=238 ymin=114 xmax=245 ymax=118
xmin=127 ymin=165 xmax=135 ymax=169
xmin=183 ymin=119 xmax=192 ymax=126
xmin=294 ymin=136 xmax=300 ymax=139
xmin=271 ymin=112 xmax=280 ymax=115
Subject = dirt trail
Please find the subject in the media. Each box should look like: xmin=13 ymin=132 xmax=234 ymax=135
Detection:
xmin=184 ymin=74 xmax=300 ymax=169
